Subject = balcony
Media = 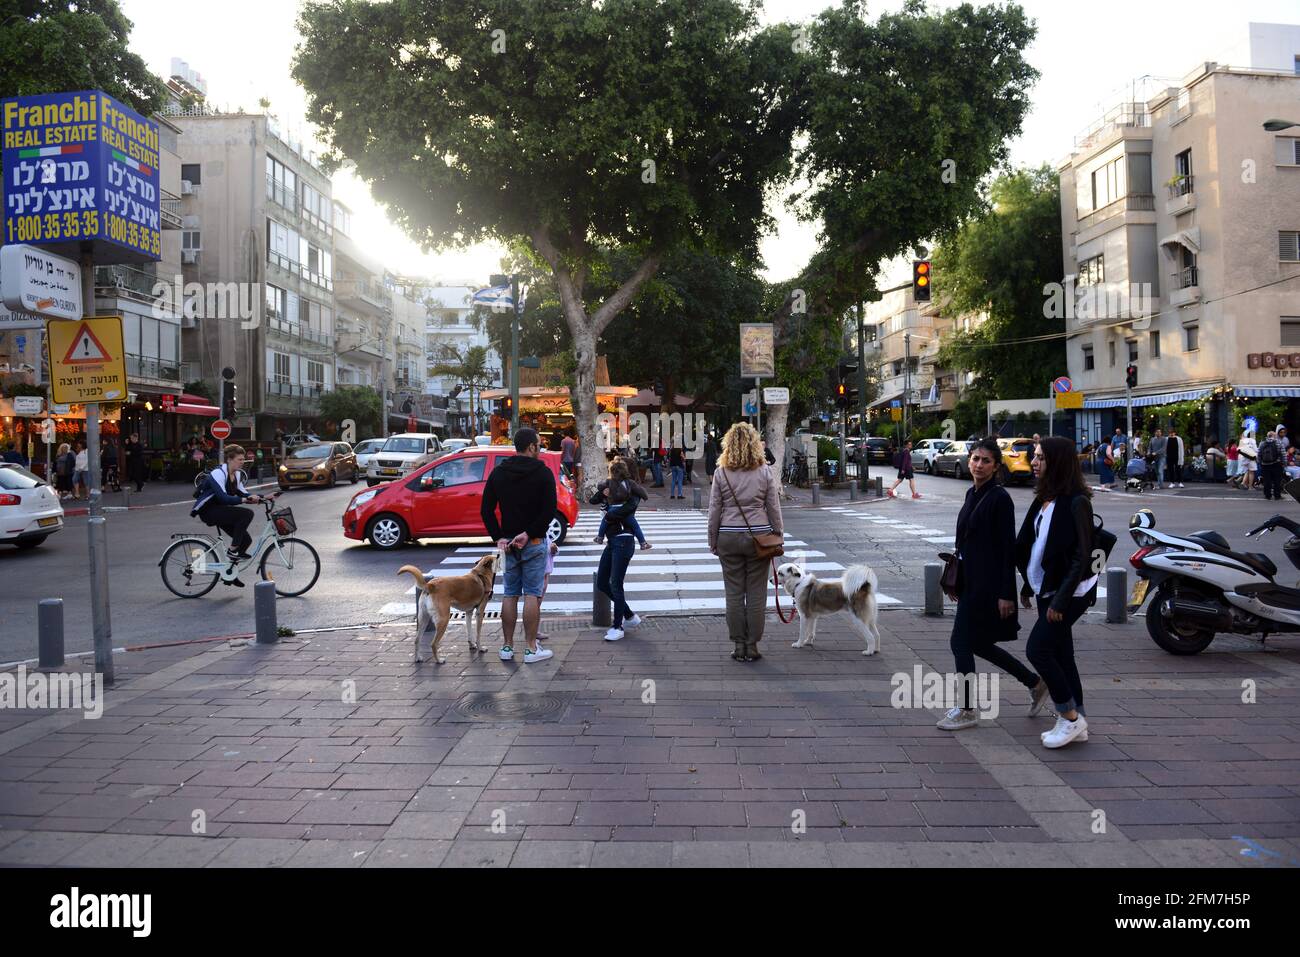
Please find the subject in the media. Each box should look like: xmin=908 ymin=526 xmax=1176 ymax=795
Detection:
xmin=1165 ymin=175 xmax=1196 ymax=215
xmin=266 ymin=316 xmax=333 ymax=354
xmin=335 ymin=332 xmax=387 ymax=361
xmin=160 ymin=187 xmax=183 ymax=229
xmin=1169 ymin=265 xmax=1201 ymax=306
xmin=266 ymin=175 xmax=296 ymax=213
xmin=264 ymin=379 xmax=326 ymax=414
xmin=335 ymin=278 xmax=391 ymax=317
xmin=127 ymin=354 xmax=182 ymax=384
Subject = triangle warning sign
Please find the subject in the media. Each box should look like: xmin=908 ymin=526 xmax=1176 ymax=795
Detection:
xmin=61 ymin=322 xmax=113 ymax=366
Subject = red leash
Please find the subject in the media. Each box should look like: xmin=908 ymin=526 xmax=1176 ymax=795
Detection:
xmin=771 ymin=559 xmax=796 ymax=624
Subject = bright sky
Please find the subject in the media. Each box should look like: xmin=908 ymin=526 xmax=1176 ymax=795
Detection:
xmin=119 ymin=0 xmax=1297 ymax=289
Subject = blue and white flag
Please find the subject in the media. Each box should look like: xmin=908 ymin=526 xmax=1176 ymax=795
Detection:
xmin=927 ymin=381 xmax=938 ymax=404
xmin=471 ymin=283 xmax=514 ymax=312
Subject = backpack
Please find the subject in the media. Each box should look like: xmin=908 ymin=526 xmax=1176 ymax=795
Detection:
xmin=892 ymin=451 xmax=902 ymax=469
xmin=1259 ymin=440 xmax=1281 ymax=467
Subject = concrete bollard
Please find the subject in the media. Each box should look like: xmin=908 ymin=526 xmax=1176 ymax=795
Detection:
xmin=849 ymin=482 xmax=857 ymax=501
xmin=592 ymin=572 xmax=612 ymax=627
xmin=924 ymin=563 xmax=945 ymax=617
xmin=1106 ymin=567 xmax=1127 ymax=624
xmin=38 ymin=598 xmax=65 ymax=668
xmin=692 ymin=486 xmax=701 ymax=509
xmin=255 ymin=580 xmax=279 ymax=643
xmin=811 ymin=482 xmax=820 ymax=505
xmin=874 ymin=476 xmax=883 ymax=498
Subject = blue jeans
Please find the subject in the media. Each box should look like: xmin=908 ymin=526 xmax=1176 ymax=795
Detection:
xmin=670 ymin=466 xmax=684 ymax=497
xmin=596 ymin=535 xmax=636 ymax=627
xmin=597 ymin=512 xmax=645 ymax=543
xmin=650 ymin=459 xmax=663 ymax=486
xmin=503 ymin=540 xmax=548 ymax=597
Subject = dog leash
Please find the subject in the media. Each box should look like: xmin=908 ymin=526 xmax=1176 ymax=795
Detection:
xmin=771 ymin=559 xmax=796 ymax=624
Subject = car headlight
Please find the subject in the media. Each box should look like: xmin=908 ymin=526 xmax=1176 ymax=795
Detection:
xmin=350 ymin=489 xmax=379 ymax=509
xmin=279 ymin=465 xmax=287 ymax=472
xmin=313 ymin=463 xmax=328 ymax=471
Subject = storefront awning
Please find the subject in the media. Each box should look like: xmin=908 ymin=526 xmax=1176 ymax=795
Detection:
xmin=867 ymin=390 xmax=905 ymax=410
xmin=1232 ymin=386 xmax=1300 ymax=398
xmin=1083 ymin=388 xmax=1211 ymax=409
xmin=173 ymin=401 xmax=219 ymax=417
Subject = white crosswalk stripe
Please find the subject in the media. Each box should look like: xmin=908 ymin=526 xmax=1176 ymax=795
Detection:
xmin=376 ymin=509 xmax=902 ymax=618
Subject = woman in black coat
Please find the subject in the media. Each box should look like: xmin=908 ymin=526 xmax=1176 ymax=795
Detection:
xmin=124 ymin=432 xmax=146 ymax=492
xmin=939 ymin=437 xmax=1048 ymax=731
xmin=1016 ymin=436 xmax=1097 ymax=750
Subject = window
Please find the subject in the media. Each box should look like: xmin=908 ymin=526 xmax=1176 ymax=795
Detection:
xmin=1150 ymin=330 xmax=1160 ymax=358
xmin=181 ymin=163 xmax=201 ymax=185
xmin=1175 ymin=149 xmax=1192 ymax=178
xmin=265 ymin=284 xmax=286 ymax=322
xmin=333 ymin=203 xmax=352 ymax=237
xmin=273 ymin=352 xmax=290 ymax=384
xmin=306 ymin=360 xmax=324 ymax=388
xmin=1127 ymin=339 xmax=1138 ymax=362
xmin=1108 ymin=340 xmax=1116 ymax=366
xmin=1185 ymin=325 xmax=1199 ymax=352
xmin=1089 ymin=157 xmax=1126 ymax=210
xmin=430 ymin=456 xmax=487 ymax=489
xmin=302 ymin=182 xmax=332 ymax=233
xmin=1280 ymin=231 xmax=1300 ymax=262
xmin=267 ymin=219 xmax=302 ymax=272
xmin=1295 ymin=55 xmax=1299 ymax=76
xmin=1077 ymin=255 xmax=1105 ymax=287
xmin=182 ymin=230 xmax=200 ymax=251
xmin=1281 ymin=318 xmax=1300 ymax=347
xmin=300 ymin=240 xmax=332 ymax=290
xmin=266 ymin=155 xmax=296 ymax=210
xmin=1082 ymin=345 xmax=1094 ymax=371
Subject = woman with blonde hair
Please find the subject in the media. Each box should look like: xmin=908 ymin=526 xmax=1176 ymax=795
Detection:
xmin=708 ymin=422 xmax=783 ymax=661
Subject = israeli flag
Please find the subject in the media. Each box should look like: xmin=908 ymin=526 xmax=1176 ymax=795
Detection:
xmin=471 ymin=284 xmax=514 ymax=312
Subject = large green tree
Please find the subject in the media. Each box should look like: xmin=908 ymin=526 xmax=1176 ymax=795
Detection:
xmin=933 ymin=165 xmax=1066 ymax=400
xmin=318 ymin=385 xmax=383 ymax=440
xmin=0 ymin=0 xmax=166 ymax=114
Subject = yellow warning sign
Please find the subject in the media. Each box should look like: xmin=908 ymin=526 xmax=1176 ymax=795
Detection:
xmin=1054 ymin=391 xmax=1084 ymax=409
xmin=46 ymin=316 xmax=128 ymax=405
xmin=890 ymin=407 xmax=903 ymax=421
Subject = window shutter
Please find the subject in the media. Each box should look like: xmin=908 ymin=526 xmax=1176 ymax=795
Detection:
xmin=1281 ymin=231 xmax=1300 ymax=262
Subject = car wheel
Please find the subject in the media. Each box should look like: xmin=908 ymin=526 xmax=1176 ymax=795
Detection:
xmin=367 ymin=514 xmax=409 ymax=550
xmin=16 ymin=536 xmax=47 ymax=550
xmin=366 ymin=478 xmax=379 ymax=487
xmin=925 ymin=459 xmax=933 ymax=474
xmin=350 ymin=467 xmax=358 ymax=484
xmin=278 ymin=483 xmax=290 ymax=492
xmin=997 ymin=465 xmax=1011 ymax=485
xmin=547 ymin=513 xmax=568 ymax=545
xmin=328 ymin=470 xmax=337 ymax=488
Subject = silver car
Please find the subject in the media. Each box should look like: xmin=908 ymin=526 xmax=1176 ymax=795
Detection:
xmin=366 ymin=433 xmax=443 ymax=486
xmin=351 ymin=438 xmax=385 ymax=474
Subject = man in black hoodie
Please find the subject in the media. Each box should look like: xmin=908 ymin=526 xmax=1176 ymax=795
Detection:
xmin=481 ymin=428 xmax=557 ymax=663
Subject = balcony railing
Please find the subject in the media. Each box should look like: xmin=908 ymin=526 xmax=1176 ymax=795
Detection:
xmin=1166 ymin=175 xmax=1194 ymax=198
xmin=128 ymin=354 xmax=181 ymax=382
xmin=266 ymin=317 xmax=332 ymax=349
xmin=96 ymin=264 xmax=161 ymax=303
xmin=266 ymin=380 xmax=324 ymax=398
xmin=1173 ymin=265 xmax=1199 ymax=290
xmin=266 ymin=175 xmax=296 ymax=212
xmin=159 ymin=187 xmax=183 ymax=229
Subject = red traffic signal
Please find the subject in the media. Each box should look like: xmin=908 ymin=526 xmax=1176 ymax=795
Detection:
xmin=912 ymin=260 xmax=932 ymax=302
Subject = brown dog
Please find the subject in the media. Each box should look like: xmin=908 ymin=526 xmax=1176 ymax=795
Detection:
xmin=398 ymin=552 xmax=499 ymax=664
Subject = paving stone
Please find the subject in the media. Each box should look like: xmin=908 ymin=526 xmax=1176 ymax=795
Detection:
xmin=285 ymin=839 xmax=376 ymax=867
xmin=441 ymin=840 xmax=518 ymax=868
xmin=510 ymin=840 xmax=595 ymax=867
xmin=671 ymin=841 xmax=750 ymax=868
xmin=209 ymin=838 xmax=304 ymax=867
xmin=590 ymin=842 xmax=674 ymax=867
xmin=363 ymin=839 xmax=453 ymax=868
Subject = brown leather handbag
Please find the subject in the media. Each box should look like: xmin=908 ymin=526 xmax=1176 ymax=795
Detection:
xmin=721 ymin=468 xmax=784 ymax=560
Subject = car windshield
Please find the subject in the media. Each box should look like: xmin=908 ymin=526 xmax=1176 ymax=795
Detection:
xmin=354 ymin=441 xmax=381 ymax=454
xmin=289 ymin=445 xmax=330 ymax=459
xmin=0 ymin=464 xmax=42 ymax=489
xmin=383 ymin=438 xmax=426 ymax=454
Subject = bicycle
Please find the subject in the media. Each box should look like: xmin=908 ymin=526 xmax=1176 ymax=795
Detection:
xmin=158 ymin=493 xmax=320 ymax=598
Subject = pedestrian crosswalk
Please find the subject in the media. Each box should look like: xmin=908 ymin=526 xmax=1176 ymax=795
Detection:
xmin=378 ymin=509 xmax=902 ymax=619
xmin=818 ymin=504 xmax=956 ymax=545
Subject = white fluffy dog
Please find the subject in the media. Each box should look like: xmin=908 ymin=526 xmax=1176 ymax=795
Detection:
xmin=776 ymin=562 xmax=882 ymax=655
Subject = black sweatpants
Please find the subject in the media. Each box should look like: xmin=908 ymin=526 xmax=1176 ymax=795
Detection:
xmin=1025 ymin=594 xmax=1091 ymax=716
xmin=200 ymin=503 xmax=254 ymax=553
xmin=1262 ymin=463 xmax=1284 ymax=499
xmin=950 ymin=599 xmax=1039 ymax=710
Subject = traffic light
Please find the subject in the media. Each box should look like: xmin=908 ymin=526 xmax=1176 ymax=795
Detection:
xmin=221 ymin=379 xmax=237 ymax=419
xmin=912 ymin=260 xmax=932 ymax=302
xmin=505 ymin=396 xmax=513 ymax=413
xmin=1125 ymin=364 xmax=1138 ymax=389
xmin=835 ymin=381 xmax=848 ymax=408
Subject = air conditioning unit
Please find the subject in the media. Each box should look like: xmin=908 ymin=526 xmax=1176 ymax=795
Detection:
xmin=180 ymin=180 xmax=194 ymax=195
xmin=182 ymin=249 xmax=199 ymax=264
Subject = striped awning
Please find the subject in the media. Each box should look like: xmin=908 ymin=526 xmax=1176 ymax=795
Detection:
xmin=1082 ymin=388 xmax=1210 ymax=409
xmin=1232 ymin=386 xmax=1300 ymax=398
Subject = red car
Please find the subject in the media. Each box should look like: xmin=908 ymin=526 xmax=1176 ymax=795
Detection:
xmin=342 ymin=447 xmax=578 ymax=550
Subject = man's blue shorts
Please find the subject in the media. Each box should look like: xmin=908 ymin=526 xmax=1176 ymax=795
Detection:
xmin=503 ymin=540 xmax=548 ymax=598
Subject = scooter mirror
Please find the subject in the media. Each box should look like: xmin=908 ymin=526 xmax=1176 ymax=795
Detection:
xmin=1287 ymin=476 xmax=1300 ymax=504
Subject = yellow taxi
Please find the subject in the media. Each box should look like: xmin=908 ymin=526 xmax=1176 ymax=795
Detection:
xmin=997 ymin=438 xmax=1037 ymax=485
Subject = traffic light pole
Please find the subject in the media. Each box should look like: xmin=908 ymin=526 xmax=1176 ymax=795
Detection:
xmin=79 ymin=251 xmax=114 ymax=685
xmin=1126 ymin=381 xmax=1133 ymax=449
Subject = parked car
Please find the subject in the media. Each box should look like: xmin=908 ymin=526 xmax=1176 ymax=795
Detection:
xmin=366 ymin=433 xmax=443 ymax=486
xmin=473 ymin=434 xmax=494 ymax=446
xmin=278 ymin=442 xmax=359 ymax=489
xmin=932 ymin=440 xmax=977 ymax=478
xmin=996 ymin=437 xmax=1037 ymax=485
xmin=913 ymin=438 xmax=952 ymax=473
xmin=0 ymin=463 xmax=64 ymax=549
xmin=441 ymin=438 xmax=472 ymax=454
xmin=858 ymin=437 xmax=894 ymax=466
xmin=350 ymin=438 xmax=385 ymax=474
xmin=343 ymin=447 xmax=578 ymax=550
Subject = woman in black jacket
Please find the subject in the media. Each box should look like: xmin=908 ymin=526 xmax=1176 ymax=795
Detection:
xmin=938 ymin=437 xmax=1048 ymax=731
xmin=1016 ymin=436 xmax=1097 ymax=749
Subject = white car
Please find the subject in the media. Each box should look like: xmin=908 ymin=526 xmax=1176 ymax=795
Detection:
xmin=441 ymin=438 xmax=472 ymax=453
xmin=366 ymin=433 xmax=443 ymax=486
xmin=351 ymin=438 xmax=385 ymax=473
xmin=913 ymin=439 xmax=952 ymax=473
xmin=0 ymin=463 xmax=64 ymax=549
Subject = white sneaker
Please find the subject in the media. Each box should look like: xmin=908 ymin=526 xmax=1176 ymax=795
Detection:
xmin=498 ymin=646 xmax=515 ymax=661
xmin=936 ymin=707 xmax=979 ymax=731
xmin=603 ymin=628 xmax=625 ymax=642
xmin=523 ymin=646 xmax=553 ymax=663
xmin=1178 ymin=483 xmax=1185 ymax=488
xmin=1042 ymin=715 xmax=1088 ymax=748
xmin=624 ymin=614 xmax=642 ymax=628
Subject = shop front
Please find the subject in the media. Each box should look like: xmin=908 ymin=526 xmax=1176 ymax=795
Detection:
xmin=0 ymin=399 xmax=121 ymax=480
xmin=118 ymin=391 xmax=221 ymax=482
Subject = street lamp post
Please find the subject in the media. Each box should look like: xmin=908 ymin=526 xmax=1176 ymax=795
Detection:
xmin=1263 ymin=119 xmax=1300 ymax=131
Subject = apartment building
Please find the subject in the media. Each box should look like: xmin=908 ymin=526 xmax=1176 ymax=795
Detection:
xmin=861 ymin=282 xmax=946 ymax=419
xmin=419 ymin=284 xmax=501 ymax=435
xmin=1058 ymin=24 xmax=1300 ymax=444
xmin=168 ymin=106 xmax=337 ymax=442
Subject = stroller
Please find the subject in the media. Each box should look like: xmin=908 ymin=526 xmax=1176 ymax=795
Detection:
xmin=1124 ymin=453 xmax=1157 ymax=492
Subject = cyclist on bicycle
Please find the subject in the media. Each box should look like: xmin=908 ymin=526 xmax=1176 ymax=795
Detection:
xmin=191 ymin=444 xmax=266 ymax=586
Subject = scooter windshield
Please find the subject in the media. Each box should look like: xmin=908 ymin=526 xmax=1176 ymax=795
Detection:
xmin=1287 ymin=476 xmax=1300 ymax=504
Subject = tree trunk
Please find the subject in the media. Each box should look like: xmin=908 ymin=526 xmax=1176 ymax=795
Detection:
xmin=571 ymin=330 xmax=605 ymax=500
xmin=765 ymin=402 xmax=789 ymax=495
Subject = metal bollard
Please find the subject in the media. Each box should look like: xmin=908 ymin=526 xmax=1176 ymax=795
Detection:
xmin=811 ymin=482 xmax=820 ymax=505
xmin=1105 ymin=567 xmax=1127 ymax=624
xmin=255 ymin=580 xmax=279 ymax=643
xmin=874 ymin=476 xmax=883 ymax=498
xmin=849 ymin=482 xmax=857 ymax=501
xmin=692 ymin=486 xmax=701 ymax=509
xmin=38 ymin=598 xmax=65 ymax=668
xmin=924 ymin=563 xmax=945 ymax=617
xmin=592 ymin=572 xmax=612 ymax=627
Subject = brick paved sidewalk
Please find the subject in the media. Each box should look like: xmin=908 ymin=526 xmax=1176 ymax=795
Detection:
xmin=2 ymin=606 xmax=1298 ymax=868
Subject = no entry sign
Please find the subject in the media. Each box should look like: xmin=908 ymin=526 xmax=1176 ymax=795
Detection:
xmin=210 ymin=419 xmax=232 ymax=441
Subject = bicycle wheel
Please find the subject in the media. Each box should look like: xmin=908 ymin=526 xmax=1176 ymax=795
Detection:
xmin=259 ymin=536 xmax=321 ymax=597
xmin=160 ymin=537 xmax=223 ymax=598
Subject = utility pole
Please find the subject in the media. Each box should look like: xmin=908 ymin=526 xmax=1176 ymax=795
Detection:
xmin=79 ymin=251 xmax=113 ymax=685
xmin=904 ymin=332 xmax=912 ymax=442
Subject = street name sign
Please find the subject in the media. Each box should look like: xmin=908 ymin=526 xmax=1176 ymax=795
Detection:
xmin=1 ymin=243 xmax=81 ymax=319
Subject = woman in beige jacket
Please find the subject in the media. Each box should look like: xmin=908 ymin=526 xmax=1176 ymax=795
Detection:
xmin=708 ymin=422 xmax=784 ymax=661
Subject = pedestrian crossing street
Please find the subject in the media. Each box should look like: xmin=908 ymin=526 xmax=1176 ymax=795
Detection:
xmin=378 ymin=509 xmax=904 ymax=619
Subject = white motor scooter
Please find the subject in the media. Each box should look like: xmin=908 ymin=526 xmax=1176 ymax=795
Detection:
xmin=1127 ymin=478 xmax=1300 ymax=655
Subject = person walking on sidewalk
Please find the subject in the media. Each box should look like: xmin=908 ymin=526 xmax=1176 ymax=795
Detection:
xmin=708 ymin=422 xmax=783 ymax=662
xmin=124 ymin=432 xmax=146 ymax=493
xmin=1226 ymin=438 xmax=1240 ymax=481
xmin=1259 ymin=430 xmax=1285 ymax=500
xmin=668 ymin=444 xmax=686 ymax=499
xmin=1148 ymin=428 xmax=1167 ymax=487
xmin=1016 ymin=436 xmax=1098 ymax=750
xmin=73 ymin=442 xmax=88 ymax=501
xmin=591 ymin=459 xmax=646 ymax=641
xmin=480 ymin=427 xmax=555 ymax=664
xmin=560 ymin=428 xmax=578 ymax=485
xmin=704 ymin=431 xmax=719 ymax=478
xmin=1238 ymin=429 xmax=1259 ymax=491
xmin=54 ymin=442 xmax=75 ymax=500
xmin=938 ymin=438 xmax=1047 ymax=731
xmin=1165 ymin=427 xmax=1186 ymax=488
xmin=887 ymin=440 xmax=921 ymax=499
